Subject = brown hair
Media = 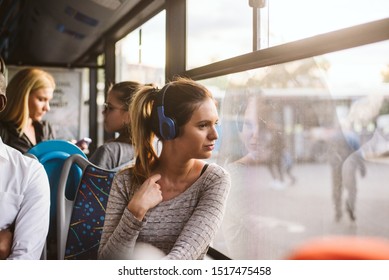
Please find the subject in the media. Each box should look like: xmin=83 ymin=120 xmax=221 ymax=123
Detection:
xmin=108 ymin=81 xmax=142 ymax=144
xmin=109 ymin=81 xmax=142 ymax=110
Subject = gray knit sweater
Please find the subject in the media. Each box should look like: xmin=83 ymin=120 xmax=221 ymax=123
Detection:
xmin=98 ymin=163 xmax=230 ymax=260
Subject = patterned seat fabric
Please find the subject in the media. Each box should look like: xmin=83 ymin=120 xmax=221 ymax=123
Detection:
xmin=64 ymin=165 xmax=115 ymax=260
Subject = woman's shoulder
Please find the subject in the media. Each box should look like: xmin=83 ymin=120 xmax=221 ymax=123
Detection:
xmin=91 ymin=141 xmax=131 ymax=156
xmin=113 ymin=166 xmax=140 ymax=196
xmin=114 ymin=165 xmax=136 ymax=183
xmin=0 ymin=121 xmax=21 ymax=144
xmin=37 ymin=120 xmax=56 ymax=139
xmin=206 ymin=162 xmax=230 ymax=177
xmin=193 ymin=162 xmax=230 ymax=199
xmin=199 ymin=162 xmax=231 ymax=187
xmin=100 ymin=141 xmax=133 ymax=153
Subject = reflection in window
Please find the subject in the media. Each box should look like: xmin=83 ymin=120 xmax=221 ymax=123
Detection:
xmin=115 ymin=11 xmax=165 ymax=86
xmin=200 ymin=41 xmax=389 ymax=259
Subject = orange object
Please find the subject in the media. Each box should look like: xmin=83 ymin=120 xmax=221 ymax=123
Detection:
xmin=287 ymin=236 xmax=389 ymax=260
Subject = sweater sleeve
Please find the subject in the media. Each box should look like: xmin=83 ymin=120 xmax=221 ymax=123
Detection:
xmin=98 ymin=171 xmax=145 ymax=259
xmin=164 ymin=165 xmax=231 ymax=260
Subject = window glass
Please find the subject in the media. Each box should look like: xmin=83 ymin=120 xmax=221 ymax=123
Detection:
xmin=115 ymin=11 xmax=165 ymax=86
xmin=187 ymin=0 xmax=389 ymax=69
xmin=268 ymin=0 xmax=389 ymax=47
xmin=187 ymin=0 xmax=252 ymax=69
xmin=201 ymin=40 xmax=389 ymax=259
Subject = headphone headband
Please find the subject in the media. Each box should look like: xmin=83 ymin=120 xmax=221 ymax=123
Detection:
xmin=156 ymin=83 xmax=171 ymax=108
xmin=156 ymin=83 xmax=177 ymax=140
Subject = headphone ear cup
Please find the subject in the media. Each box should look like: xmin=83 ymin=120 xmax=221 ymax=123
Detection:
xmin=157 ymin=106 xmax=177 ymax=140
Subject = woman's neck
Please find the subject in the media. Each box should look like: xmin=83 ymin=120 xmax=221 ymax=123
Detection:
xmin=155 ymin=158 xmax=200 ymax=201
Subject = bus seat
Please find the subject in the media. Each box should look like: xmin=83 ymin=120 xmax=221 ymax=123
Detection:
xmin=57 ymin=154 xmax=115 ymax=260
xmin=27 ymin=140 xmax=87 ymax=259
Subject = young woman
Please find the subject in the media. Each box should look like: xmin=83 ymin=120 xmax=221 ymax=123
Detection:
xmin=0 ymin=68 xmax=55 ymax=153
xmin=98 ymin=77 xmax=231 ymax=260
xmin=89 ymin=81 xmax=141 ymax=170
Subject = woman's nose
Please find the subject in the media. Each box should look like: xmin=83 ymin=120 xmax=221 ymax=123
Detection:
xmin=210 ymin=125 xmax=219 ymax=140
xmin=44 ymin=101 xmax=50 ymax=112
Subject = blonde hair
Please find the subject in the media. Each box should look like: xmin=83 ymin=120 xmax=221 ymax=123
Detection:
xmin=0 ymin=68 xmax=55 ymax=134
xmin=130 ymin=77 xmax=213 ymax=183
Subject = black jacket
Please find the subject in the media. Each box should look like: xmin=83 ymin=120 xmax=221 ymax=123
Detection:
xmin=0 ymin=120 xmax=55 ymax=153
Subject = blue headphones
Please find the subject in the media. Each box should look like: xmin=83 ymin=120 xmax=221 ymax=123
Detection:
xmin=156 ymin=84 xmax=177 ymax=140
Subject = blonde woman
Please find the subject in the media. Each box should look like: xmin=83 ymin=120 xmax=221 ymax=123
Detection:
xmin=0 ymin=68 xmax=55 ymax=153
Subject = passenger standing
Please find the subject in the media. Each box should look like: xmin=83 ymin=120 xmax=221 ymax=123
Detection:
xmin=89 ymin=81 xmax=141 ymax=170
xmin=98 ymin=77 xmax=230 ymax=260
xmin=0 ymin=68 xmax=55 ymax=153
xmin=0 ymin=58 xmax=50 ymax=259
xmin=266 ymin=124 xmax=296 ymax=189
xmin=340 ymin=129 xmax=366 ymax=221
xmin=328 ymin=127 xmax=365 ymax=222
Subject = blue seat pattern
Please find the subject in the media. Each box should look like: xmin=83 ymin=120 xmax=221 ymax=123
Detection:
xmin=64 ymin=165 xmax=115 ymax=260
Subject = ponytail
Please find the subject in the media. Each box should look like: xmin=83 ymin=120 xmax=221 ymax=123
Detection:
xmin=130 ymin=85 xmax=159 ymax=183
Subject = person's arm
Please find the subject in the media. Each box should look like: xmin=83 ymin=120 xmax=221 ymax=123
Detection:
xmin=98 ymin=172 xmax=141 ymax=259
xmin=98 ymin=172 xmax=162 ymax=259
xmin=164 ymin=165 xmax=231 ymax=260
xmin=7 ymin=161 xmax=50 ymax=260
xmin=0 ymin=229 xmax=12 ymax=260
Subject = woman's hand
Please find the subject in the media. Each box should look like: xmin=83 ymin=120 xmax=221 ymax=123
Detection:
xmin=127 ymin=174 xmax=163 ymax=221
xmin=0 ymin=229 xmax=13 ymax=260
xmin=70 ymin=138 xmax=92 ymax=155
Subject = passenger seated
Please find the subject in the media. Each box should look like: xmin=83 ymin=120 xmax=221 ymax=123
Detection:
xmin=0 ymin=57 xmax=50 ymax=259
xmin=0 ymin=67 xmax=56 ymax=153
xmin=98 ymin=78 xmax=231 ymax=260
xmin=89 ymin=81 xmax=142 ymax=170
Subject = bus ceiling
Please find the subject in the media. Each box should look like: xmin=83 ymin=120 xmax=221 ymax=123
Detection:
xmin=0 ymin=0 xmax=164 ymax=68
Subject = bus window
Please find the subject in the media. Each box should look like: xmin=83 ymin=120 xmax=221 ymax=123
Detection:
xmin=200 ymin=40 xmax=389 ymax=259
